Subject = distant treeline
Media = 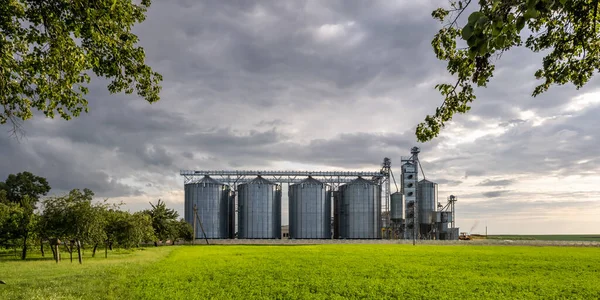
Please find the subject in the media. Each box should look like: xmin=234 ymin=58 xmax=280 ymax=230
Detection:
xmin=0 ymin=172 xmax=192 ymax=263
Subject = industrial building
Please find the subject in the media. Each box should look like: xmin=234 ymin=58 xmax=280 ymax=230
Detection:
xmin=181 ymin=146 xmax=459 ymax=241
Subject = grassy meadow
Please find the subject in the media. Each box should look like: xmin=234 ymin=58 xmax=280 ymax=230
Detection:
xmin=1 ymin=244 xmax=599 ymax=299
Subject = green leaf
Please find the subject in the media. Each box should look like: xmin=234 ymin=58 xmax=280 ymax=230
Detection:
xmin=516 ymin=17 xmax=526 ymax=31
xmin=468 ymin=12 xmax=484 ymax=24
xmin=524 ymin=8 xmax=540 ymax=19
xmin=467 ymin=36 xmax=478 ymax=47
xmin=495 ymin=35 xmax=506 ymax=48
xmin=461 ymin=25 xmax=474 ymax=40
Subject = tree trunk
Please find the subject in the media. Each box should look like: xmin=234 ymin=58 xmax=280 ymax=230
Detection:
xmin=92 ymin=244 xmax=98 ymax=258
xmin=154 ymin=241 xmax=158 ymax=247
xmin=109 ymin=242 xmax=113 ymax=251
xmin=40 ymin=238 xmax=44 ymax=257
xmin=55 ymin=244 xmax=60 ymax=263
xmin=50 ymin=242 xmax=56 ymax=261
xmin=21 ymin=232 xmax=28 ymax=260
xmin=76 ymin=240 xmax=82 ymax=264
xmin=105 ymin=241 xmax=108 ymax=258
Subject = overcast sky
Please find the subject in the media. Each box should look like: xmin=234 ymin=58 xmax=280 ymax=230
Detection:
xmin=2 ymin=0 xmax=599 ymax=235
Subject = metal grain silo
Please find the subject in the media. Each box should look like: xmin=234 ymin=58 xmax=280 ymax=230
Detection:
xmin=237 ymin=176 xmax=281 ymax=239
xmin=390 ymin=192 xmax=404 ymax=221
xmin=417 ymin=179 xmax=438 ymax=225
xmin=184 ymin=176 xmax=233 ymax=239
xmin=337 ymin=177 xmax=381 ymax=239
xmin=288 ymin=177 xmax=331 ymax=239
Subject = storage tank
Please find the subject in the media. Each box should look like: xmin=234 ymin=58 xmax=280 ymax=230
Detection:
xmin=417 ymin=179 xmax=437 ymax=224
xmin=184 ymin=176 xmax=233 ymax=239
xmin=237 ymin=176 xmax=281 ymax=239
xmin=337 ymin=177 xmax=381 ymax=239
xmin=390 ymin=192 xmax=404 ymax=221
xmin=288 ymin=177 xmax=331 ymax=239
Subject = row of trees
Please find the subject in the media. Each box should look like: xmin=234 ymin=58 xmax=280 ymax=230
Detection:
xmin=0 ymin=172 xmax=193 ymax=263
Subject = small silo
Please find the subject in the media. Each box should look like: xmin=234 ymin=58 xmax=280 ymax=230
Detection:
xmin=288 ymin=177 xmax=331 ymax=239
xmin=337 ymin=177 xmax=381 ymax=239
xmin=237 ymin=176 xmax=282 ymax=239
xmin=184 ymin=175 xmax=233 ymax=239
xmin=390 ymin=192 xmax=404 ymax=222
xmin=417 ymin=179 xmax=438 ymax=225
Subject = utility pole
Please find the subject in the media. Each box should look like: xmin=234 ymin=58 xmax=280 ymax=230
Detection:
xmin=193 ymin=204 xmax=197 ymax=245
xmin=194 ymin=204 xmax=210 ymax=245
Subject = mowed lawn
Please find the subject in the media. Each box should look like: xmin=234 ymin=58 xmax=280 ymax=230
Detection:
xmin=1 ymin=244 xmax=600 ymax=299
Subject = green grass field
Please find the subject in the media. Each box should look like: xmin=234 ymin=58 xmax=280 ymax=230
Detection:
xmin=486 ymin=235 xmax=600 ymax=241
xmin=1 ymin=244 xmax=599 ymax=299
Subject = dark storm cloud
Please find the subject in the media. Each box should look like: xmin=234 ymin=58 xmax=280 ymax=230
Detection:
xmin=0 ymin=132 xmax=141 ymax=197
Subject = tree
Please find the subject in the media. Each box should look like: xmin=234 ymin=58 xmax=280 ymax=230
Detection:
xmin=0 ymin=172 xmax=51 ymax=260
xmin=40 ymin=188 xmax=105 ymax=263
xmin=104 ymin=209 xmax=155 ymax=250
xmin=0 ymin=201 xmax=25 ymax=249
xmin=420 ymin=0 xmax=600 ymax=142
xmin=143 ymin=199 xmax=179 ymax=246
xmin=177 ymin=218 xmax=194 ymax=243
xmin=1 ymin=0 xmax=162 ymax=132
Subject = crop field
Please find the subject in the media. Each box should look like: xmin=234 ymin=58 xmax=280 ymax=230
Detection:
xmin=1 ymin=244 xmax=599 ymax=299
xmin=486 ymin=234 xmax=600 ymax=242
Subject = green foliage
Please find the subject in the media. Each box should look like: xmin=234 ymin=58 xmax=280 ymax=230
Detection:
xmin=176 ymin=219 xmax=193 ymax=242
xmin=39 ymin=188 xmax=107 ymax=250
xmin=1 ymin=171 xmax=51 ymax=208
xmin=143 ymin=199 xmax=180 ymax=244
xmin=0 ymin=202 xmax=25 ymax=248
xmin=0 ymin=172 xmax=50 ymax=259
xmin=3 ymin=245 xmax=600 ymax=299
xmin=105 ymin=209 xmax=156 ymax=248
xmin=0 ymin=0 xmax=162 ymax=128
xmin=420 ymin=0 xmax=600 ymax=142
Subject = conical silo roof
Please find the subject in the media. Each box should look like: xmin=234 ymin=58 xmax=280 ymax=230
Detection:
xmin=190 ymin=175 xmax=224 ymax=185
xmin=247 ymin=175 xmax=276 ymax=185
xmin=419 ymin=179 xmax=436 ymax=184
xmin=348 ymin=177 xmax=376 ymax=185
xmin=295 ymin=176 xmax=324 ymax=186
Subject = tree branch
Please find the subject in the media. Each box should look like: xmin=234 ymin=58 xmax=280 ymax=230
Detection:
xmin=447 ymin=0 xmax=472 ymax=28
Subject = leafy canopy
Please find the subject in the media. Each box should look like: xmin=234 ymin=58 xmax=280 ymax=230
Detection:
xmin=0 ymin=0 xmax=162 ymax=128
xmin=0 ymin=171 xmax=51 ymax=208
xmin=144 ymin=199 xmax=180 ymax=243
xmin=418 ymin=0 xmax=600 ymax=142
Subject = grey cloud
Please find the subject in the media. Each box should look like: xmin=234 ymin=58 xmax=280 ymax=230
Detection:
xmin=434 ymin=179 xmax=463 ymax=187
xmin=464 ymin=170 xmax=486 ymax=179
xmin=499 ymin=119 xmax=526 ymax=127
xmin=255 ymin=119 xmax=288 ymax=127
xmin=0 ymin=0 xmax=599 ymax=233
xmin=182 ymin=152 xmax=194 ymax=159
xmin=0 ymin=133 xmax=141 ymax=198
xmin=482 ymin=190 xmax=511 ymax=198
xmin=477 ymin=179 xmax=515 ymax=187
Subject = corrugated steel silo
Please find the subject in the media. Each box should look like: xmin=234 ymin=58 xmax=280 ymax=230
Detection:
xmin=417 ymin=179 xmax=437 ymax=224
xmin=237 ymin=176 xmax=281 ymax=239
xmin=288 ymin=177 xmax=331 ymax=239
xmin=337 ymin=177 xmax=381 ymax=239
xmin=390 ymin=192 xmax=404 ymax=221
xmin=184 ymin=175 xmax=233 ymax=239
